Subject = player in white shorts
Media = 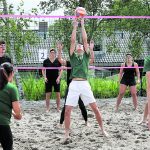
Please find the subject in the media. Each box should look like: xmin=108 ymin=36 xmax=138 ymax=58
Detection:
xmin=63 ymin=18 xmax=108 ymax=142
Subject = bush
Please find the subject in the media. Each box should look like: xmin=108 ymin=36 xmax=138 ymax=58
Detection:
xmin=21 ymin=74 xmax=146 ymax=101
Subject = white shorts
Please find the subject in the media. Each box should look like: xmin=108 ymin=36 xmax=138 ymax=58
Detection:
xmin=65 ymin=80 xmax=96 ymax=107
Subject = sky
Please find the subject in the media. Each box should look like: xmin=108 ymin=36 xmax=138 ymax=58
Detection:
xmin=7 ymin=0 xmax=64 ymax=29
xmin=7 ymin=0 xmax=64 ymax=15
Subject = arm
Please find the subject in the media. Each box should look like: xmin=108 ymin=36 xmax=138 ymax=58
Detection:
xmin=81 ymin=19 xmax=89 ymax=54
xmin=12 ymin=101 xmax=22 ymax=120
xmin=134 ymin=62 xmax=140 ymax=83
xmin=42 ymin=62 xmax=48 ymax=82
xmin=42 ymin=69 xmax=46 ymax=78
xmin=70 ymin=19 xmax=78 ymax=56
xmin=57 ymin=41 xmax=66 ymax=65
xmin=118 ymin=63 xmax=124 ymax=82
xmin=56 ymin=68 xmax=64 ymax=84
xmin=89 ymin=40 xmax=95 ymax=64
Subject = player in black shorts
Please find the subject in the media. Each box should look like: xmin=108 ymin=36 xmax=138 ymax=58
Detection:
xmin=115 ymin=53 xmax=140 ymax=112
xmin=42 ymin=48 xmax=63 ymax=112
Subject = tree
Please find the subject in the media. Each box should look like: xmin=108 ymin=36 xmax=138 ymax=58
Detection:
xmin=102 ymin=0 xmax=150 ymax=58
xmin=0 ymin=0 xmax=39 ymax=62
xmin=40 ymin=0 xmax=150 ymax=58
xmin=40 ymin=0 xmax=111 ymax=39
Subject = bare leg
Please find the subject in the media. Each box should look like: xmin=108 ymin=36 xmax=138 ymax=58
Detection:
xmin=89 ymin=102 xmax=108 ymax=137
xmin=46 ymin=92 xmax=51 ymax=112
xmin=130 ymin=86 xmax=138 ymax=110
xmin=138 ymin=102 xmax=148 ymax=124
xmin=64 ymin=105 xmax=73 ymax=140
xmin=115 ymin=84 xmax=127 ymax=112
xmin=56 ymin=92 xmax=61 ymax=112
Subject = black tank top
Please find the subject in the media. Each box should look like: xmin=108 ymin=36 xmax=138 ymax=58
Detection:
xmin=123 ymin=62 xmax=136 ymax=79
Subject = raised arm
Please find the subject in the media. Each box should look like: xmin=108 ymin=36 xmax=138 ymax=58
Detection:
xmin=42 ymin=61 xmax=48 ymax=82
xmin=89 ymin=40 xmax=95 ymax=64
xmin=57 ymin=41 xmax=66 ymax=65
xmin=80 ymin=19 xmax=88 ymax=54
xmin=70 ymin=19 xmax=78 ymax=56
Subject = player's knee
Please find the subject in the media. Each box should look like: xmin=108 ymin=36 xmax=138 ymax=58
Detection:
xmin=93 ymin=107 xmax=100 ymax=115
xmin=65 ymin=106 xmax=71 ymax=117
xmin=90 ymin=103 xmax=99 ymax=114
xmin=131 ymin=93 xmax=137 ymax=97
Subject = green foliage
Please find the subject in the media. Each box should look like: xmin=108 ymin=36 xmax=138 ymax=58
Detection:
xmin=0 ymin=0 xmax=39 ymax=62
xmin=48 ymin=19 xmax=72 ymax=51
xmin=39 ymin=0 xmax=106 ymax=15
xmin=21 ymin=74 xmax=67 ymax=101
xmin=106 ymin=37 xmax=120 ymax=53
xmin=40 ymin=0 xmax=110 ymax=41
xmin=21 ymin=74 xmax=147 ymax=101
xmin=40 ymin=0 xmax=150 ymax=57
xmin=128 ymin=32 xmax=144 ymax=58
xmin=89 ymin=78 xmax=119 ymax=98
xmin=103 ymin=0 xmax=150 ymax=57
xmin=142 ymin=76 xmax=146 ymax=89
xmin=21 ymin=74 xmax=45 ymax=101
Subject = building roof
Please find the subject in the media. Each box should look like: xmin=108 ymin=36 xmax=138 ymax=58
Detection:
xmin=94 ymin=52 xmax=150 ymax=67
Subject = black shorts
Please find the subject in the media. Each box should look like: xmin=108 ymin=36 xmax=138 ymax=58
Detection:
xmin=120 ymin=77 xmax=136 ymax=86
xmin=45 ymin=81 xmax=60 ymax=93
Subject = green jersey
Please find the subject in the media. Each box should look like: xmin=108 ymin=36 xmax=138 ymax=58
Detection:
xmin=69 ymin=52 xmax=90 ymax=80
xmin=0 ymin=83 xmax=19 ymax=125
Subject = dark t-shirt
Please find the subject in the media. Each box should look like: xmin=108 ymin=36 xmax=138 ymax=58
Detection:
xmin=0 ymin=55 xmax=11 ymax=65
xmin=43 ymin=58 xmax=61 ymax=80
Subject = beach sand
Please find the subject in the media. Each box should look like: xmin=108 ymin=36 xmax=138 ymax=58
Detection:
xmin=1 ymin=97 xmax=150 ymax=150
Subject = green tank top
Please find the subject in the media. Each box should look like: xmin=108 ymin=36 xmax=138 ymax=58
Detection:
xmin=70 ymin=52 xmax=90 ymax=80
xmin=143 ymin=55 xmax=150 ymax=72
xmin=0 ymin=83 xmax=19 ymax=125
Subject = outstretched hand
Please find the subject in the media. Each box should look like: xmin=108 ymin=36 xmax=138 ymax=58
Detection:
xmin=57 ymin=41 xmax=63 ymax=51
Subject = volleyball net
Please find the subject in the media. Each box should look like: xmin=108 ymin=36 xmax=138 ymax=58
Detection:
xmin=0 ymin=14 xmax=150 ymax=100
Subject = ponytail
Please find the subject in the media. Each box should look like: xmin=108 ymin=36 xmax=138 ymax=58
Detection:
xmin=0 ymin=62 xmax=13 ymax=90
xmin=0 ymin=67 xmax=8 ymax=90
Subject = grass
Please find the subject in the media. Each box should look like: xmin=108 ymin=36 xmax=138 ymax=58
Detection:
xmin=19 ymin=73 xmax=146 ymax=101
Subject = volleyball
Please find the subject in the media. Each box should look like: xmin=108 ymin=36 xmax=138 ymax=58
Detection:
xmin=75 ymin=7 xmax=86 ymax=18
